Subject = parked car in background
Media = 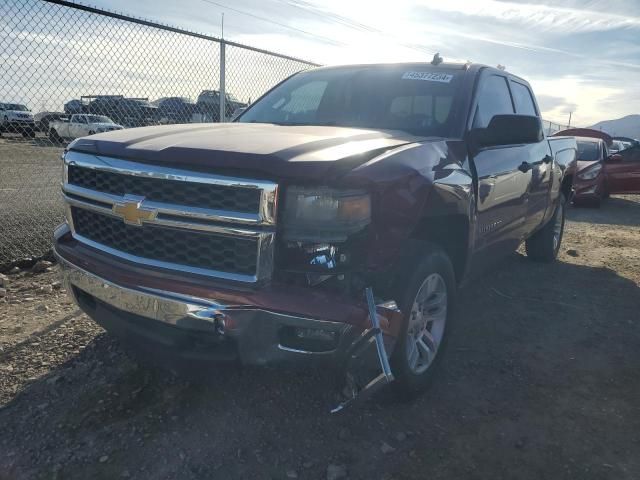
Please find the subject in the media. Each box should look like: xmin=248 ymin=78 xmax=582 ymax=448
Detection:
xmin=49 ymin=114 xmax=123 ymax=142
xmin=64 ymin=99 xmax=85 ymax=115
xmin=0 ymin=102 xmax=36 ymax=137
xmin=555 ymin=128 xmax=640 ymax=205
xmin=196 ymin=90 xmax=247 ymax=121
xmin=83 ymin=96 xmax=158 ymax=128
xmin=572 ymin=136 xmax=608 ymax=206
xmin=34 ymin=111 xmax=66 ymax=132
xmin=55 ymin=62 xmax=576 ymax=401
xmin=609 ymin=140 xmax=627 ymax=154
xmin=605 ymin=140 xmax=640 ymax=195
xmin=613 ymin=136 xmax=639 ymax=147
xmin=151 ymin=97 xmax=197 ymax=124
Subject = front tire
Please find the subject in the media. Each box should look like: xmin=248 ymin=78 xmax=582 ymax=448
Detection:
xmin=525 ymin=194 xmax=566 ymax=262
xmin=391 ymin=242 xmax=456 ymax=394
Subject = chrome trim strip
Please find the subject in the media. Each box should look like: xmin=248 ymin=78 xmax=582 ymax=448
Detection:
xmin=64 ymin=150 xmax=278 ymax=226
xmin=64 ymin=184 xmax=264 ymax=226
xmin=72 ymin=232 xmax=267 ymax=283
xmin=277 ymin=345 xmax=336 ymax=355
xmin=63 ymin=194 xmax=265 ymax=238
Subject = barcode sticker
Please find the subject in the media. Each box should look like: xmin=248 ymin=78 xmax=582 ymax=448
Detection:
xmin=401 ymin=71 xmax=453 ymax=83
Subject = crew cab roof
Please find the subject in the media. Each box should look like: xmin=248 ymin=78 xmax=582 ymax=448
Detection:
xmin=307 ymin=62 xmax=530 ymax=87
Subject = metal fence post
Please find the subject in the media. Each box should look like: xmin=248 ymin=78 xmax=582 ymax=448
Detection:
xmin=219 ymin=40 xmax=226 ymax=122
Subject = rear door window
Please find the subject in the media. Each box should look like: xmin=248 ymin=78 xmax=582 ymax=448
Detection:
xmin=511 ymin=81 xmax=538 ymax=116
xmin=473 ymin=74 xmax=514 ymax=128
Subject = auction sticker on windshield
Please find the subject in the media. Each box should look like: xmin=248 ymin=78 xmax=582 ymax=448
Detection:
xmin=401 ymin=72 xmax=453 ymax=83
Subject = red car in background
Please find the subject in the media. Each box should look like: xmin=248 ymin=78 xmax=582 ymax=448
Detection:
xmin=554 ymin=128 xmax=640 ymax=206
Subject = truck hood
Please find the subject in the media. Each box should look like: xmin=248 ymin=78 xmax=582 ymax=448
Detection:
xmin=69 ymin=123 xmax=428 ymax=182
xmin=4 ymin=110 xmax=33 ymax=119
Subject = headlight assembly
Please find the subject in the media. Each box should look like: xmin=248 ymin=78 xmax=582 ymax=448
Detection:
xmin=282 ymin=186 xmax=371 ymax=242
xmin=577 ymin=163 xmax=602 ymax=180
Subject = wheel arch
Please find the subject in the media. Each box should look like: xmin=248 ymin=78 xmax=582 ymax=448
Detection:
xmin=409 ymin=214 xmax=470 ymax=284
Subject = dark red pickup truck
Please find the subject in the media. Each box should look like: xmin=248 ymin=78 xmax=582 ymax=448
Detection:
xmin=54 ymin=62 xmax=576 ymax=398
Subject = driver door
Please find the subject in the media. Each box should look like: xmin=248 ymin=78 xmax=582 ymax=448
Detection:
xmin=471 ymin=73 xmax=532 ymax=258
xmin=70 ymin=116 xmax=86 ymax=138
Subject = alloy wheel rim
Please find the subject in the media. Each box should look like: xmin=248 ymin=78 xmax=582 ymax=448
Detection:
xmin=406 ymin=273 xmax=448 ymax=375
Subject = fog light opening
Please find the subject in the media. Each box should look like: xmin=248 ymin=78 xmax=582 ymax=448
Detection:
xmin=279 ymin=326 xmax=339 ymax=353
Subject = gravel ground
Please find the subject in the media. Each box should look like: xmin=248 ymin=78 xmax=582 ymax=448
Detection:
xmin=0 ymin=135 xmax=65 ymax=266
xmin=0 ymin=195 xmax=639 ymax=480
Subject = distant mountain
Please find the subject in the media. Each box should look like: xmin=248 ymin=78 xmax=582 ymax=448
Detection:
xmin=588 ymin=114 xmax=640 ymax=139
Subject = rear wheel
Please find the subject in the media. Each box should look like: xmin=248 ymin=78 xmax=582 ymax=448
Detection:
xmin=391 ymin=243 xmax=455 ymax=394
xmin=525 ymin=194 xmax=566 ymax=262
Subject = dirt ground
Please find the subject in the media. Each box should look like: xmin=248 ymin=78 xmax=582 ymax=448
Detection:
xmin=0 ymin=195 xmax=639 ymax=480
xmin=0 ymin=135 xmax=65 ymax=266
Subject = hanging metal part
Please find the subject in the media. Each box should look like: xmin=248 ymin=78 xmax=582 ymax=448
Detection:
xmin=331 ymin=287 xmax=396 ymax=413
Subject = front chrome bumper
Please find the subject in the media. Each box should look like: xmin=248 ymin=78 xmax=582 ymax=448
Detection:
xmin=55 ymin=252 xmax=356 ymax=366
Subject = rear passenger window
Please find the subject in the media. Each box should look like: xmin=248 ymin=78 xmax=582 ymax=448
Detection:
xmin=473 ymin=75 xmax=514 ymax=128
xmin=511 ymin=82 xmax=537 ymax=116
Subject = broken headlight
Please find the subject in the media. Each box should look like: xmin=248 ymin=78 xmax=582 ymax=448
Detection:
xmin=282 ymin=186 xmax=371 ymax=242
xmin=577 ymin=163 xmax=603 ymax=180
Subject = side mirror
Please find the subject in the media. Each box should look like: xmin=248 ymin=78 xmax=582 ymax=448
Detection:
xmin=470 ymin=114 xmax=543 ymax=149
xmin=607 ymin=153 xmax=622 ymax=163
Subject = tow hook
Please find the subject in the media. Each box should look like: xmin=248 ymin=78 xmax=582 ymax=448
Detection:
xmin=331 ymin=287 xmax=397 ymax=413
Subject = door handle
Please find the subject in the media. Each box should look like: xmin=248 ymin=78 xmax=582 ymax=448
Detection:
xmin=518 ymin=161 xmax=532 ymax=173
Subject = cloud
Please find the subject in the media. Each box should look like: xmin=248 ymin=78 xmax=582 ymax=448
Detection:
xmin=416 ymin=0 xmax=640 ymax=33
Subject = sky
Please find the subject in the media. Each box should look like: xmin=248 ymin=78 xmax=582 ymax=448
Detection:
xmin=79 ymin=0 xmax=639 ymax=126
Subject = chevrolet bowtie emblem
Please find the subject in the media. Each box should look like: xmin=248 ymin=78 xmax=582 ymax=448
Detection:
xmin=112 ymin=195 xmax=157 ymax=226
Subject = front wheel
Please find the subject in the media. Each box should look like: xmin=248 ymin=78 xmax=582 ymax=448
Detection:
xmin=391 ymin=243 xmax=456 ymax=394
xmin=49 ymin=129 xmax=62 ymax=143
xmin=525 ymin=194 xmax=566 ymax=262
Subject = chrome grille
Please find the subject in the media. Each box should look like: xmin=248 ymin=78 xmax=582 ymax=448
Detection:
xmin=62 ymin=150 xmax=277 ymax=282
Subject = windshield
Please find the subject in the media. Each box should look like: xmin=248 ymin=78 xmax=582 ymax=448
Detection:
xmin=85 ymin=115 xmax=113 ymax=123
xmin=239 ymin=66 xmax=462 ymax=136
xmin=576 ymin=140 xmax=600 ymax=161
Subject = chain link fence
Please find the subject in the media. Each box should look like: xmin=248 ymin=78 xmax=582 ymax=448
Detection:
xmin=0 ymin=0 xmax=318 ymax=266
xmin=542 ymin=119 xmax=574 ymax=136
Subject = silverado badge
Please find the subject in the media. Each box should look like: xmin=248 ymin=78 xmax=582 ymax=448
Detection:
xmin=112 ymin=195 xmax=157 ymax=226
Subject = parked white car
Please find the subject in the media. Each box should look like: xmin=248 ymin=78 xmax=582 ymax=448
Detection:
xmin=0 ymin=102 xmax=36 ymax=137
xmin=49 ymin=114 xmax=123 ymax=141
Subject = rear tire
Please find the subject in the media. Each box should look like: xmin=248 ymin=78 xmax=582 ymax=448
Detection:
xmin=390 ymin=242 xmax=456 ymax=395
xmin=525 ymin=194 xmax=566 ymax=262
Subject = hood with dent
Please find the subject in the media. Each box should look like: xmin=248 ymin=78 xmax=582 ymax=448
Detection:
xmin=68 ymin=123 xmax=429 ymax=182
